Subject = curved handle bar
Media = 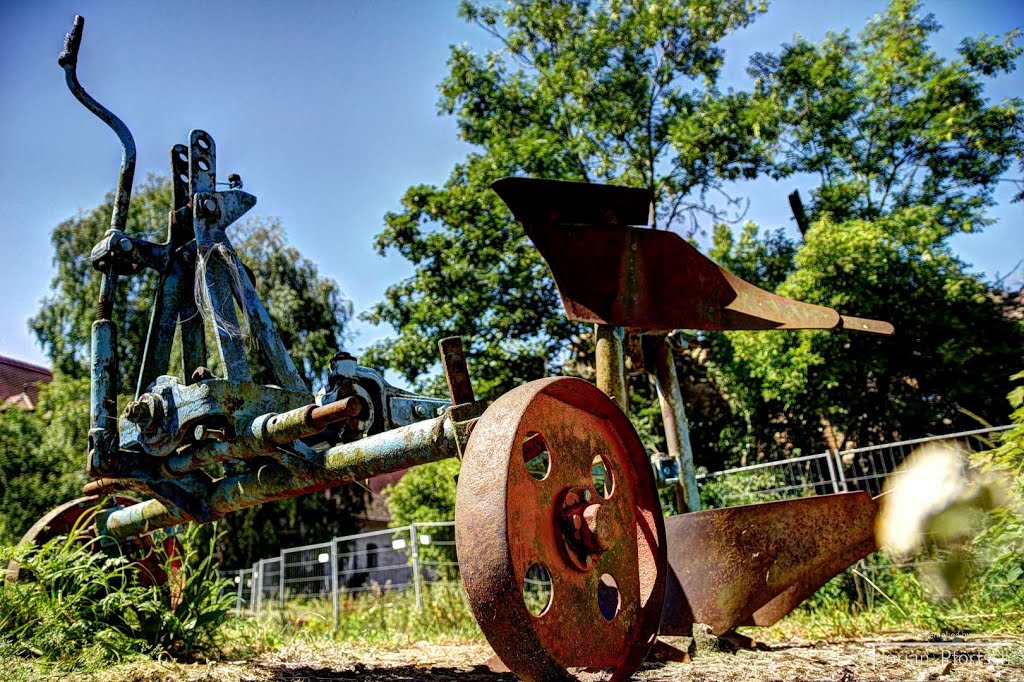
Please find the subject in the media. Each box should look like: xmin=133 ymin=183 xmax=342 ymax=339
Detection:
xmin=58 ymin=15 xmax=136 ymax=248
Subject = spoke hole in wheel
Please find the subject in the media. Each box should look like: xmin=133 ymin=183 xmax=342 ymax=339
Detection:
xmin=523 ymin=563 xmax=552 ymax=617
xmin=522 ymin=432 xmax=551 ymax=480
xmin=597 ymin=573 xmax=620 ymax=620
xmin=591 ymin=455 xmax=614 ymax=498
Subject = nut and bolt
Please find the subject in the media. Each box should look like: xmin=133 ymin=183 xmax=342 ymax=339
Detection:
xmin=124 ymin=400 xmax=150 ymax=422
xmin=123 ymin=393 xmax=163 ymax=433
xmin=194 ymin=425 xmax=228 ymax=442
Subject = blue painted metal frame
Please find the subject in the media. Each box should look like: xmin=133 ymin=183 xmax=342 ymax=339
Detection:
xmin=58 ymin=16 xmax=473 ymax=542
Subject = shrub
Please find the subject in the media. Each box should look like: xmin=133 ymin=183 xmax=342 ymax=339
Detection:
xmin=0 ymin=511 xmax=235 ymax=666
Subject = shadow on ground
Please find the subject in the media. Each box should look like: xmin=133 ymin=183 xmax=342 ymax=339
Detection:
xmin=260 ymin=663 xmax=517 ymax=681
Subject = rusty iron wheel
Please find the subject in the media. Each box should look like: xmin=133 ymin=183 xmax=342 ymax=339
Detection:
xmin=5 ymin=495 xmax=182 ymax=597
xmin=456 ymin=377 xmax=667 ymax=682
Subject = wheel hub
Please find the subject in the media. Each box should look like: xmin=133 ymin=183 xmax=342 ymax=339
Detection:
xmin=558 ymin=489 xmax=608 ymax=570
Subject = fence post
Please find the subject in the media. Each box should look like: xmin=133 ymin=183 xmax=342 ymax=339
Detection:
xmin=248 ymin=564 xmax=256 ymax=610
xmin=832 ymin=449 xmax=849 ymax=492
xmin=410 ymin=524 xmax=423 ymax=612
xmin=330 ymin=538 xmax=340 ymax=632
xmin=235 ymin=570 xmax=244 ymax=611
xmin=278 ymin=552 xmax=286 ymax=609
xmin=255 ymin=559 xmax=264 ymax=611
xmin=822 ymin=451 xmax=840 ymax=494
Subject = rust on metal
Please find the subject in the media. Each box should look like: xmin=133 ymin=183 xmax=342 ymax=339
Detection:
xmin=643 ymin=333 xmax=700 ymax=513
xmin=309 ymin=396 xmax=364 ymax=429
xmin=492 ymin=177 xmax=894 ymax=335
xmin=263 ymin=396 xmax=365 ymax=445
xmin=659 ymin=492 xmax=878 ymax=636
xmin=438 ymin=336 xmax=475 ymax=405
xmin=743 ymin=528 xmax=877 ymax=628
xmin=594 ymin=324 xmax=628 ymax=411
xmin=456 ymin=377 xmax=666 ymax=681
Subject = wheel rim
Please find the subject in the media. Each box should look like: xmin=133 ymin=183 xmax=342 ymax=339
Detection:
xmin=5 ymin=495 xmax=181 ymax=594
xmin=456 ymin=377 xmax=666 ymax=682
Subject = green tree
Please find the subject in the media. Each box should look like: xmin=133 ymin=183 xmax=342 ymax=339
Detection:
xmin=11 ymin=178 xmax=365 ymax=564
xmin=748 ymin=0 xmax=1024 ymax=231
xmin=717 ymin=207 xmax=1023 ymax=454
xmin=701 ymin=0 xmax=1024 ymax=457
xmin=31 ymin=177 xmax=170 ymax=384
xmin=384 ymin=459 xmax=460 ymax=579
xmin=363 ymin=0 xmax=773 ymax=398
xmin=701 ymin=222 xmax=800 ymax=463
xmin=0 ymin=375 xmax=90 ymax=545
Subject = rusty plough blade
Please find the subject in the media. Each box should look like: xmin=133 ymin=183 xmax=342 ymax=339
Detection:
xmin=659 ymin=492 xmax=879 ymax=636
xmin=493 ymin=177 xmax=894 ymax=335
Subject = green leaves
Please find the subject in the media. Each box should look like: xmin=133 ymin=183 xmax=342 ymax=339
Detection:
xmin=750 ymin=0 xmax=1024 ymax=233
xmin=0 ymin=375 xmax=89 ymax=546
xmin=0 ymin=520 xmax=235 ymax=665
xmin=715 ymin=208 xmax=1024 ymax=453
xmin=366 ymin=0 xmax=770 ymax=397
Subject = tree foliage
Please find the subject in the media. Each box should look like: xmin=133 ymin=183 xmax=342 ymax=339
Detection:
xmin=749 ymin=0 xmax=1024 ymax=231
xmin=384 ymin=459 xmax=460 ymax=527
xmin=704 ymin=1 xmax=1024 ymax=455
xmin=384 ymin=460 xmax=460 ymax=580
xmin=716 ymin=208 xmax=1024 ymax=453
xmin=0 ymin=376 xmax=89 ymax=545
xmin=30 ymin=178 xmax=170 ymax=385
xmin=363 ymin=0 xmax=772 ymax=397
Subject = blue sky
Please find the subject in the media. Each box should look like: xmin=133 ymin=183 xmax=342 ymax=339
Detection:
xmin=1 ymin=1 xmax=1021 ymax=374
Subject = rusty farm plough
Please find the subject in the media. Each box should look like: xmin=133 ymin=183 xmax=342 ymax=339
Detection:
xmin=8 ymin=17 xmax=894 ymax=682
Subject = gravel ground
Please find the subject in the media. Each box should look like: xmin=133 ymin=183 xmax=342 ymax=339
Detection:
xmin=12 ymin=635 xmax=1024 ymax=681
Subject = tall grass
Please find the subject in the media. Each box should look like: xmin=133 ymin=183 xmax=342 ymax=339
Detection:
xmin=231 ymin=583 xmax=482 ymax=650
xmin=0 ymin=513 xmax=235 ymax=669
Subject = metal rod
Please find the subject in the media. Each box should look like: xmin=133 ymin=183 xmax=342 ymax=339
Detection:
xmin=410 ymin=524 xmax=423 ymax=612
xmin=103 ymin=412 xmax=461 ymax=539
xmin=834 ymin=424 xmax=1011 ymax=456
xmin=279 ymin=550 xmax=286 ymax=609
xmin=649 ymin=335 xmax=701 ymax=512
xmin=824 ymin=447 xmax=841 ymax=494
xmin=330 ymin=538 xmax=339 ymax=633
xmin=59 ymin=16 xmax=136 ymax=237
xmin=594 ymin=324 xmax=627 ymax=411
xmin=439 ymin=337 xmax=474 ymax=405
xmin=833 ymin=449 xmax=850 ymax=493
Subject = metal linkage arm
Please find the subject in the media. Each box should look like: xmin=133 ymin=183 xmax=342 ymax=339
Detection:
xmin=101 ymin=409 xmax=469 ymax=539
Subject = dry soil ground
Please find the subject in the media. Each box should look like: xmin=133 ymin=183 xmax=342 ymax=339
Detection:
xmin=22 ymin=634 xmax=1020 ymax=682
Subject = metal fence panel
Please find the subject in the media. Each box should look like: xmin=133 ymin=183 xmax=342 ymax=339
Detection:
xmin=697 ymin=452 xmax=837 ymax=508
xmin=833 ymin=425 xmax=1010 ymax=496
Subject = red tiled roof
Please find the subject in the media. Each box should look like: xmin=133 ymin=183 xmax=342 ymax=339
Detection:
xmin=0 ymin=356 xmax=53 ymax=411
